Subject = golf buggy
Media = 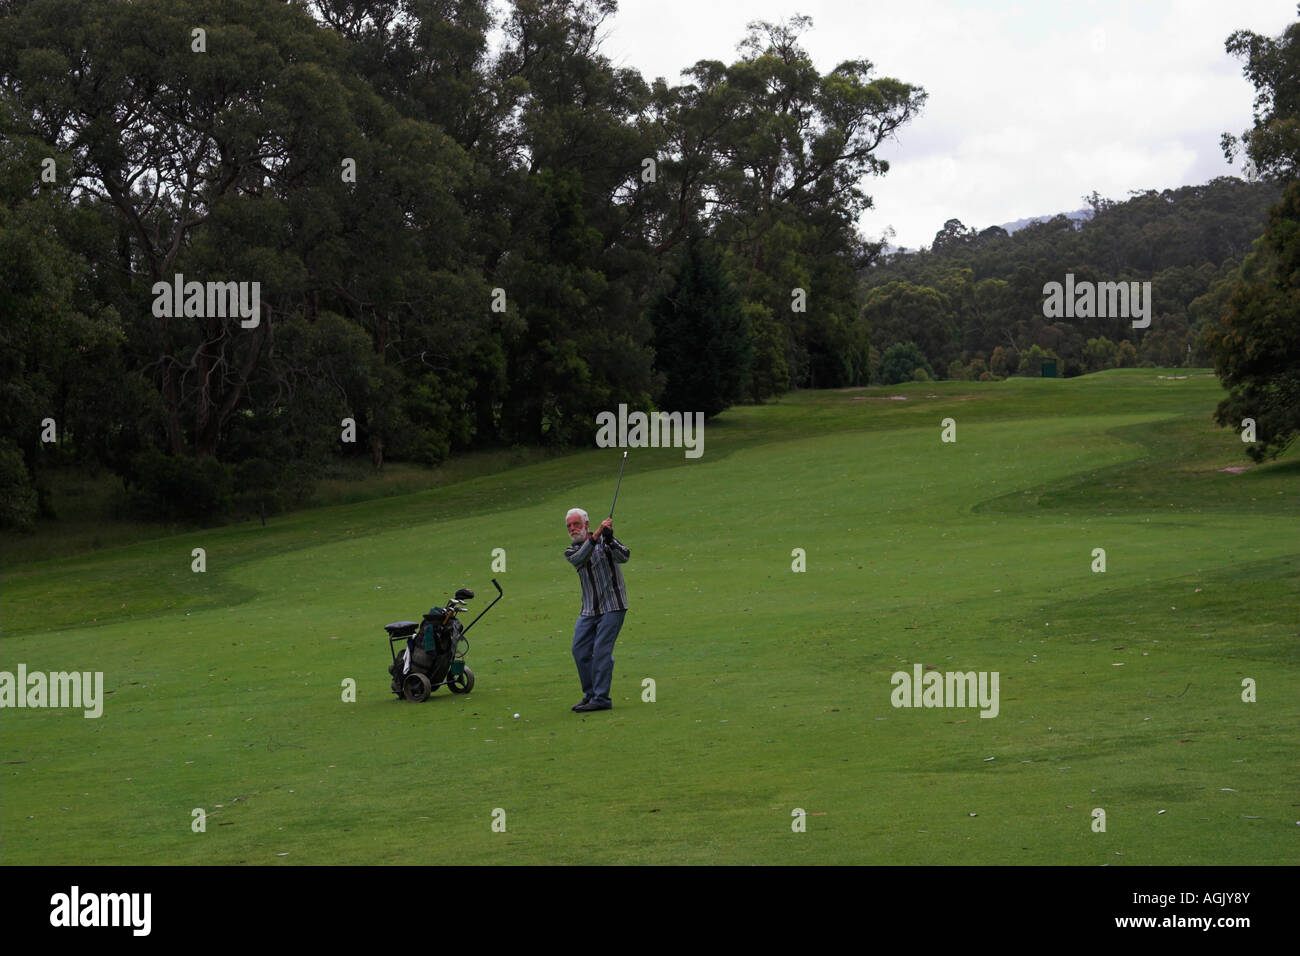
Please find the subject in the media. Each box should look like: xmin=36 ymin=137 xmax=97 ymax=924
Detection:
xmin=386 ymin=579 xmax=502 ymax=702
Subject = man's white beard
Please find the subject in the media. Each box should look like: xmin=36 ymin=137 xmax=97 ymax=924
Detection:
xmin=570 ymin=528 xmax=587 ymax=543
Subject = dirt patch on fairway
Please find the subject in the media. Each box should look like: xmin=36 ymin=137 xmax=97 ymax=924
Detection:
xmin=1218 ymin=466 xmax=1250 ymax=474
xmin=848 ymin=391 xmax=988 ymax=403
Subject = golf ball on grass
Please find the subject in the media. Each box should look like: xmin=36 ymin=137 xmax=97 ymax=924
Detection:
xmin=513 ymin=713 xmax=519 ymax=719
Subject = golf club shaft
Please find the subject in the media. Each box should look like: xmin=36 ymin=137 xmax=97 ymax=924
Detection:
xmin=609 ymin=451 xmax=627 ymax=521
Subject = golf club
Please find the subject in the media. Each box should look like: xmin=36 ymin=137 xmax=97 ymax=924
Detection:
xmin=609 ymin=450 xmax=628 ymax=521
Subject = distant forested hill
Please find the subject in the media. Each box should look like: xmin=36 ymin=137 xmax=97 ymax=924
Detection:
xmin=996 ymin=207 xmax=1092 ymax=234
xmin=859 ymin=178 xmax=1280 ymax=382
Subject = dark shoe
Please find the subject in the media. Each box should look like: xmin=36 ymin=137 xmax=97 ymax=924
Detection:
xmin=573 ymin=701 xmax=612 ymax=712
xmin=571 ymin=696 xmax=593 ymax=712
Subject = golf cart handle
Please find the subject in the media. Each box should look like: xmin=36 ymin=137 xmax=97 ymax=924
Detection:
xmin=462 ymin=579 xmax=503 ymax=636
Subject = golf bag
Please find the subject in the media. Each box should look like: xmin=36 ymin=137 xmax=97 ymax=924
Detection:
xmin=388 ymin=611 xmax=461 ymax=692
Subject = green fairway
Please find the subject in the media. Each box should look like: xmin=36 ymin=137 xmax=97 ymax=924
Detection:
xmin=3 ymin=369 xmax=1297 ymax=864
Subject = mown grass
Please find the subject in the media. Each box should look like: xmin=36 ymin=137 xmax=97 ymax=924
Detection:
xmin=2 ymin=369 xmax=1295 ymax=864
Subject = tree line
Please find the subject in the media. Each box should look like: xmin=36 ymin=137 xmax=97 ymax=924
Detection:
xmin=1 ymin=0 xmax=924 ymax=527
xmin=2 ymin=0 xmax=1295 ymax=533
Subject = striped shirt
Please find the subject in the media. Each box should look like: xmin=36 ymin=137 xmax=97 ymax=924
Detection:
xmin=565 ymin=533 xmax=630 ymax=617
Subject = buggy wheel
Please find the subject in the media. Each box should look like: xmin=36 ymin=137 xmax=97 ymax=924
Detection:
xmin=402 ymin=673 xmax=432 ymax=703
xmin=447 ymin=666 xmax=475 ymax=694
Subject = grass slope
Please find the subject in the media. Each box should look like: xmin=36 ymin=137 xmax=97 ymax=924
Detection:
xmin=2 ymin=370 xmax=1296 ymax=864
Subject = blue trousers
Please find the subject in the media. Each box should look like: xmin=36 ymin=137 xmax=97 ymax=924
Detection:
xmin=572 ymin=609 xmax=626 ymax=706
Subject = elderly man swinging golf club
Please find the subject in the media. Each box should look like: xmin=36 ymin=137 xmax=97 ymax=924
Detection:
xmin=564 ymin=504 xmax=630 ymax=712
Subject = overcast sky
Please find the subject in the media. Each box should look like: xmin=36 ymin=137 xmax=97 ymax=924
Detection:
xmin=551 ymin=0 xmax=1295 ymax=249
